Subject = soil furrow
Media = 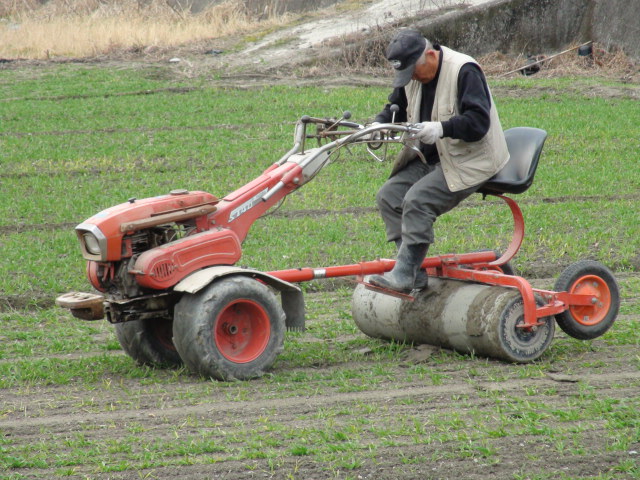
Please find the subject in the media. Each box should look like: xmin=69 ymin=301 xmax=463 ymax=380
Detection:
xmin=2 ymin=370 xmax=638 ymax=432
xmin=0 ymin=123 xmax=259 ymax=138
xmin=0 ymin=86 xmax=200 ymax=104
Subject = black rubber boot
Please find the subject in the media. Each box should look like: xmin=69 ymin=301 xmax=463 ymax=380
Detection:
xmin=414 ymin=268 xmax=429 ymax=290
xmin=369 ymin=243 xmax=429 ymax=292
xmin=392 ymin=239 xmax=429 ymax=290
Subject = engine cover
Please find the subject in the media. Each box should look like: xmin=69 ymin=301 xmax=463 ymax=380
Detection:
xmin=77 ymin=190 xmax=219 ymax=262
xmin=132 ymin=229 xmax=242 ymax=290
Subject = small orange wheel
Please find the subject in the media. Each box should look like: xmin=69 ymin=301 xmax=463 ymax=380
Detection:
xmin=554 ymin=261 xmax=620 ymax=340
xmin=567 ymin=274 xmax=612 ymax=326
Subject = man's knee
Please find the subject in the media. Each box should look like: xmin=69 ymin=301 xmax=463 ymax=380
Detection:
xmin=376 ymin=181 xmax=395 ymax=210
xmin=403 ymin=185 xmax=433 ymax=213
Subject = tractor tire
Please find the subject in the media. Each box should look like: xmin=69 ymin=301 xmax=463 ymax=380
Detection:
xmin=553 ymin=260 xmax=620 ymax=340
xmin=115 ymin=317 xmax=183 ymax=368
xmin=173 ymin=276 xmax=285 ymax=381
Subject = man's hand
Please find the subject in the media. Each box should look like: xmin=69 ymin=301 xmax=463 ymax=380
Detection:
xmin=413 ymin=121 xmax=443 ymax=144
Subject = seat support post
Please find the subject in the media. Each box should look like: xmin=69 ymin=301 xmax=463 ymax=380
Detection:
xmin=488 ymin=194 xmax=525 ymax=268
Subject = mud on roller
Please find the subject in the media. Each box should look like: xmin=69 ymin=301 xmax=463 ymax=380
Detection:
xmin=351 ymin=277 xmax=556 ymax=363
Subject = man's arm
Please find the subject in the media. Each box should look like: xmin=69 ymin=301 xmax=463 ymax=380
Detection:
xmin=374 ymin=88 xmax=409 ymax=123
xmin=440 ymin=64 xmax=492 ymax=142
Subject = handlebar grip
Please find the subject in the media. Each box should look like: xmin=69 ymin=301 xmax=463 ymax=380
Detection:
xmin=261 ymin=182 xmax=284 ymax=203
xmin=339 ymin=121 xmax=361 ymax=129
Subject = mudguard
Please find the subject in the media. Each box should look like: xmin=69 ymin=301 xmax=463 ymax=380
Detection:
xmin=174 ymin=266 xmax=306 ymax=331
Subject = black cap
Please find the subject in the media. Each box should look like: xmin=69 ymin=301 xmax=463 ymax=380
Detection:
xmin=386 ymin=29 xmax=427 ymax=88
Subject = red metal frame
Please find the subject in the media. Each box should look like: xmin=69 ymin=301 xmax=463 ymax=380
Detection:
xmin=268 ymin=194 xmax=599 ymax=330
xmin=73 ymin=121 xmax=598 ymax=331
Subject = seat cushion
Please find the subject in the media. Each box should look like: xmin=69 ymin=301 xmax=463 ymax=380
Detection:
xmin=478 ymin=127 xmax=547 ymax=195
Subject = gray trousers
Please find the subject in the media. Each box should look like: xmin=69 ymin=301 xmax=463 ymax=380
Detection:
xmin=376 ymin=160 xmax=481 ymax=246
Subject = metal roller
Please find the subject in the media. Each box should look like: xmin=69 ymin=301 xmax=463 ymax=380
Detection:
xmin=352 ymin=277 xmax=555 ymax=363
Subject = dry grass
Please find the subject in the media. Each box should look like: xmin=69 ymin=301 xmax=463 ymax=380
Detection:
xmin=309 ymin=23 xmax=397 ymax=76
xmin=480 ymin=44 xmax=639 ymax=81
xmin=312 ymin=27 xmax=638 ymax=82
xmin=0 ymin=0 xmax=290 ymax=59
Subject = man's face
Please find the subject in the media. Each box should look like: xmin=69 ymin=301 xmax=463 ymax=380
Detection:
xmin=412 ymin=49 xmax=439 ymax=84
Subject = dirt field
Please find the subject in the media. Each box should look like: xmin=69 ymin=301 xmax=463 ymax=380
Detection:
xmin=1 ymin=73 xmax=639 ymax=479
xmin=2 ymin=304 xmax=639 ymax=479
xmin=2 ymin=4 xmax=639 ymax=473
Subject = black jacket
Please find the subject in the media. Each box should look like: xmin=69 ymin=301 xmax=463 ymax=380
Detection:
xmin=374 ymin=47 xmax=492 ymax=164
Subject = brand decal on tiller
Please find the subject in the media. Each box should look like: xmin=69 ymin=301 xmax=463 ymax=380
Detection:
xmin=228 ymin=188 xmax=268 ymax=222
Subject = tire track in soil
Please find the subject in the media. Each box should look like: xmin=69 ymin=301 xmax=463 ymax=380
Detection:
xmin=0 ymin=86 xmax=200 ymax=104
xmin=2 ymin=367 xmax=638 ymax=480
xmin=2 ymin=370 xmax=638 ymax=432
xmin=0 ymin=122 xmax=256 ymax=139
xmin=2 ymin=306 xmax=638 ymax=479
xmin=1 ymin=76 xmax=636 ymax=105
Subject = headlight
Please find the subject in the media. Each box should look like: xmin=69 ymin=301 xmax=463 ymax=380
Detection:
xmin=83 ymin=233 xmax=101 ymax=255
xmin=76 ymin=223 xmax=108 ymax=261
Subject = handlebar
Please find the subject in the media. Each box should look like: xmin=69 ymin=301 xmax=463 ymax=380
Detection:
xmin=264 ymin=111 xmax=424 ymax=203
xmin=295 ymin=117 xmax=424 ymax=168
xmin=296 ymin=113 xmax=422 ymax=146
xmin=276 ymin=111 xmax=426 ymax=166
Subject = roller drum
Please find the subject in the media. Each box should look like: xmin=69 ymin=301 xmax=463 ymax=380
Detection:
xmin=352 ymin=277 xmax=554 ymax=363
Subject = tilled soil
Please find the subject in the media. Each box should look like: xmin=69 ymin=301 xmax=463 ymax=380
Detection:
xmin=2 ymin=19 xmax=638 ymax=477
xmin=2 ymin=292 xmax=639 ymax=479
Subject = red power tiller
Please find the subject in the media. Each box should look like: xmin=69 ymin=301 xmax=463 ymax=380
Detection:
xmin=57 ymin=112 xmax=620 ymax=380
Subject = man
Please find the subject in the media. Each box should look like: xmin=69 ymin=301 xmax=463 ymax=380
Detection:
xmin=368 ymin=29 xmax=510 ymax=293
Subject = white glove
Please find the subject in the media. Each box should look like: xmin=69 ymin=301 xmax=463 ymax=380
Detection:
xmin=413 ymin=121 xmax=443 ymax=144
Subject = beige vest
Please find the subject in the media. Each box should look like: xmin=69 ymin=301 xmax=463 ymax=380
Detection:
xmin=391 ymin=46 xmax=509 ymax=192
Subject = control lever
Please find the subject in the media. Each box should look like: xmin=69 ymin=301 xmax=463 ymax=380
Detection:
xmin=325 ymin=111 xmax=352 ymax=132
xmin=390 ymin=104 xmax=400 ymax=123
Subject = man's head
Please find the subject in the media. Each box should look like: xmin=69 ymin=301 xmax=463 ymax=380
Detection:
xmin=386 ymin=29 xmax=437 ymax=87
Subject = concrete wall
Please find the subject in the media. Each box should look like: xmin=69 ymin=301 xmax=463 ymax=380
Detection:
xmin=413 ymin=0 xmax=639 ymax=59
xmin=173 ymin=0 xmax=639 ymax=58
xmin=591 ymin=0 xmax=640 ymax=57
xmin=413 ymin=0 xmax=593 ymax=57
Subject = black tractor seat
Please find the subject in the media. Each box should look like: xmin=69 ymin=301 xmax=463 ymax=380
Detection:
xmin=478 ymin=127 xmax=548 ymax=196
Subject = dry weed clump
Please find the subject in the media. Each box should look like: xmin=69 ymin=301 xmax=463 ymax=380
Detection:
xmin=0 ymin=0 xmax=287 ymax=59
xmin=481 ymin=43 xmax=639 ymax=81
xmin=313 ymin=34 xmax=638 ymax=83
xmin=312 ymin=24 xmax=398 ymax=75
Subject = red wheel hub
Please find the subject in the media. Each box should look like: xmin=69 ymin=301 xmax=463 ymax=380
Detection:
xmin=568 ymin=274 xmax=612 ymax=326
xmin=214 ymin=299 xmax=270 ymax=363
